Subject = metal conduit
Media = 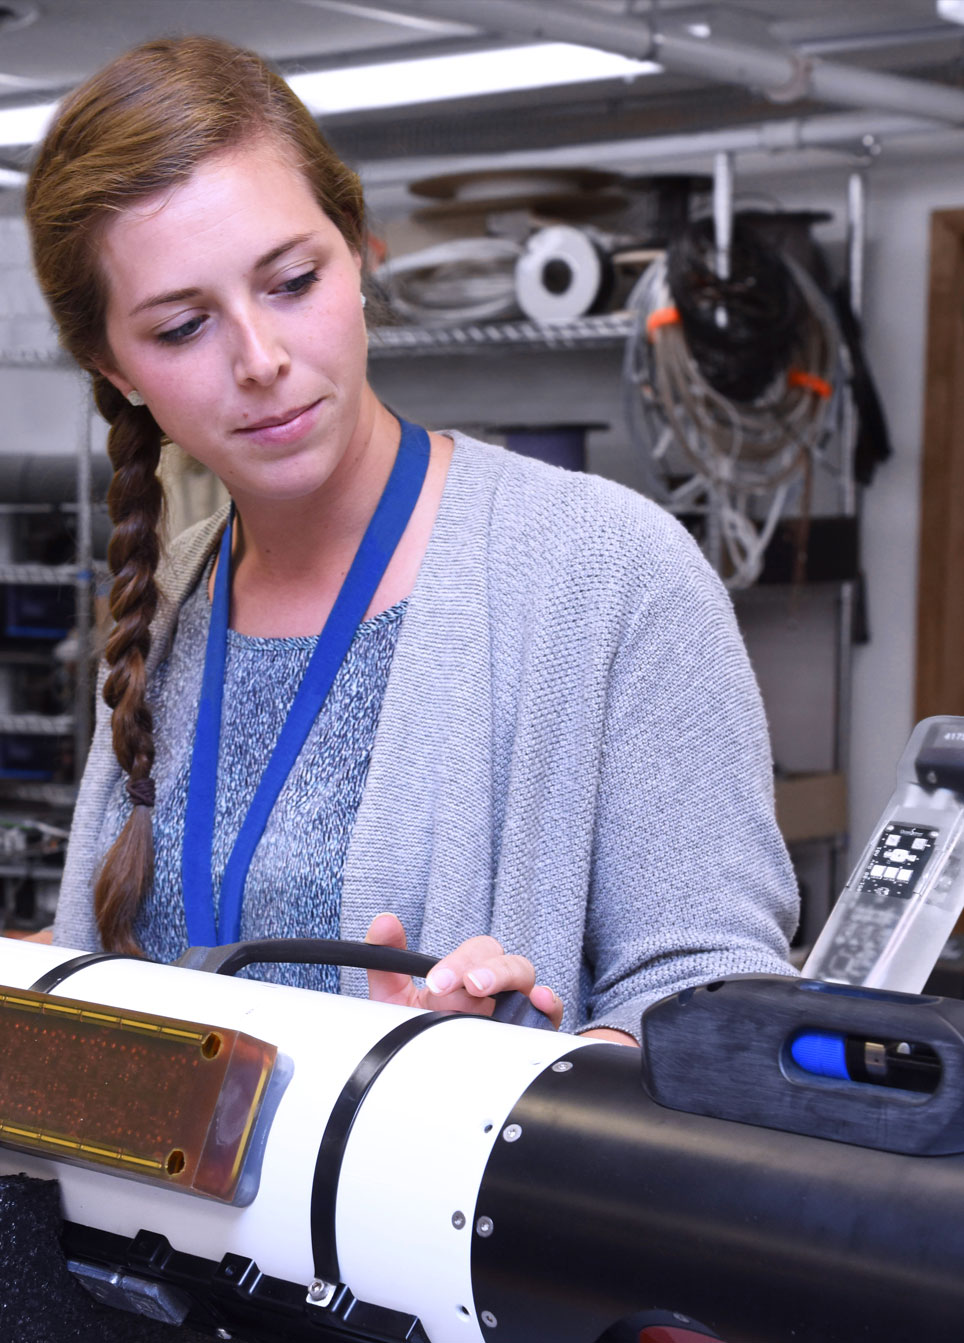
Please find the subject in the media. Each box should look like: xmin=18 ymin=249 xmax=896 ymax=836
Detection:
xmin=360 ymin=110 xmax=944 ymax=193
xmin=372 ymin=0 xmax=964 ymax=126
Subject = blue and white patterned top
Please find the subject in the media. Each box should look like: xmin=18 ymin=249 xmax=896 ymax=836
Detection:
xmin=96 ymin=569 xmax=406 ymax=992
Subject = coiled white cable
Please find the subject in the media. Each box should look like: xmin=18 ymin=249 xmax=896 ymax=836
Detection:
xmin=373 ymin=237 xmax=523 ymax=327
xmin=622 ymin=252 xmax=850 ymax=589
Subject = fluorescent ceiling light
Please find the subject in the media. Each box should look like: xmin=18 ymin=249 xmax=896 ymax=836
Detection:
xmin=0 ymin=41 xmax=660 ymax=152
xmin=0 ymin=97 xmax=57 ymax=147
xmin=938 ymin=0 xmax=964 ymax=23
xmin=288 ymin=42 xmax=661 ymax=114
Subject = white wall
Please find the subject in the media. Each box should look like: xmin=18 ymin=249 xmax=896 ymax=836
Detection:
xmin=848 ymin=161 xmax=951 ymax=860
xmin=0 ymin=215 xmax=90 ymax=456
xmin=749 ymin=154 xmax=964 ymax=862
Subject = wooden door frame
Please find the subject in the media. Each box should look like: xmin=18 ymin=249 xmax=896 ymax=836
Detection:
xmin=916 ymin=207 xmax=964 ymax=719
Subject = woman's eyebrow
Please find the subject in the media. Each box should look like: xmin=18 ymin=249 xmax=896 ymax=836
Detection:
xmin=128 ymin=234 xmax=317 ymax=316
xmin=253 ymin=233 xmax=314 ymax=271
xmin=129 ymin=285 xmax=200 ymax=317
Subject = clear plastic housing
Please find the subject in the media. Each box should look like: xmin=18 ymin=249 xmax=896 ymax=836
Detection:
xmin=804 ymin=716 xmax=964 ymax=993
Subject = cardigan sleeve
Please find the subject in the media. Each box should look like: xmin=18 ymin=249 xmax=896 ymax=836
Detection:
xmin=579 ymin=532 xmax=800 ymax=1040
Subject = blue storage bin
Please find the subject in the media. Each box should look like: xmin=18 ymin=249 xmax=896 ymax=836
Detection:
xmin=4 ymin=585 xmax=74 ymax=639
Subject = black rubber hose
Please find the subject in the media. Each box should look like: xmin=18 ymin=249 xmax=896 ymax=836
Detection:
xmin=177 ymin=937 xmax=555 ymax=1030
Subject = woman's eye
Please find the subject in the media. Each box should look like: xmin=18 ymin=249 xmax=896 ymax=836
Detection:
xmin=277 ymin=269 xmax=318 ymax=297
xmin=157 ymin=315 xmax=204 ymax=345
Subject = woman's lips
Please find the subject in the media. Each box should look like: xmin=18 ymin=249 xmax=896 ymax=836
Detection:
xmin=236 ymin=398 xmax=324 ymax=445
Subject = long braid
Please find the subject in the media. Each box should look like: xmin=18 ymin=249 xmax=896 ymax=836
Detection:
xmin=23 ymin=35 xmax=367 ymax=952
xmin=92 ymin=374 xmax=164 ymax=953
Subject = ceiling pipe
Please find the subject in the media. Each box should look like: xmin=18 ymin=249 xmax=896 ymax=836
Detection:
xmin=359 ymin=110 xmax=947 ymax=194
xmin=336 ymin=0 xmax=659 ymax=60
xmin=712 ymin=149 xmax=734 ymax=286
xmin=847 ymin=169 xmax=867 ymax=319
xmin=661 ymin=22 xmax=964 ymax=123
xmin=367 ymin=0 xmax=964 ymax=126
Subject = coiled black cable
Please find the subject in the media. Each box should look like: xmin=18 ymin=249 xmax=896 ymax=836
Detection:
xmin=666 ymin=217 xmax=806 ymax=402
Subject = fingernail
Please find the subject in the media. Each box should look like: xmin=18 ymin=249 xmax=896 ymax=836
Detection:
xmin=427 ymin=967 xmax=456 ymax=995
xmin=467 ymin=968 xmax=496 ymax=994
xmin=365 ymin=912 xmax=396 ymax=940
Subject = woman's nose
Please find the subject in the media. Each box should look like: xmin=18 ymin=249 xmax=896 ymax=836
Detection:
xmin=232 ymin=308 xmax=289 ymax=386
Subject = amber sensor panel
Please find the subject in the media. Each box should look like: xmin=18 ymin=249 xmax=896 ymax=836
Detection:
xmin=0 ymin=984 xmax=277 ymax=1202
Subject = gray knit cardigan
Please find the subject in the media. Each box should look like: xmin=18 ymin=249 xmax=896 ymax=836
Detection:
xmin=54 ymin=432 xmax=799 ymax=1039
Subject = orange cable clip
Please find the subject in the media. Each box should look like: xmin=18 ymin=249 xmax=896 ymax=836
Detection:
xmin=788 ymin=369 xmax=832 ymax=399
xmin=646 ymin=305 xmax=680 ymax=337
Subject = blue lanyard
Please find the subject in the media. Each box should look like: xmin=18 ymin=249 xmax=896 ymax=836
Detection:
xmin=181 ymin=418 xmax=430 ymax=946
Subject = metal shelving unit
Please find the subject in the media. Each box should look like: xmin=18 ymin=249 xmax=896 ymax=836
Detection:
xmin=0 ymin=782 xmax=77 ymax=808
xmin=0 ymin=862 xmax=67 ymax=880
xmin=368 ymin=312 xmax=634 ymax=358
xmin=0 ymin=563 xmax=84 ymax=585
xmin=0 ymin=712 xmax=74 ymax=735
xmin=0 ymin=325 xmax=97 ymax=928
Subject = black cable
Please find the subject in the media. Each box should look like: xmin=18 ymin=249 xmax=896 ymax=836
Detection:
xmin=666 ymin=216 xmax=805 ymax=402
xmin=177 ymin=937 xmax=554 ymax=1028
xmin=180 ymin=936 xmax=438 ymax=980
xmin=831 ymin=281 xmax=893 ymax=486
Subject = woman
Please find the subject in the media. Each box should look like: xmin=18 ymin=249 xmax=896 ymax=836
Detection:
xmin=26 ymin=35 xmax=798 ymax=1044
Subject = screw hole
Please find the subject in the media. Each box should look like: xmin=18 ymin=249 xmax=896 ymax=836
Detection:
xmin=201 ymin=1032 xmax=222 ymax=1059
xmin=166 ymin=1149 xmax=186 ymax=1176
xmin=458 ymin=1305 xmax=470 ymax=1316
xmin=483 ymin=1122 xmax=493 ymax=1133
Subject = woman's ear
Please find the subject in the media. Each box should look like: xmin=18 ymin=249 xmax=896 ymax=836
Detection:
xmin=94 ymin=362 xmax=134 ymax=399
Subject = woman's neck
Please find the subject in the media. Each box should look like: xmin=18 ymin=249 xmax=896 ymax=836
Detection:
xmin=220 ymin=408 xmax=453 ymax=638
xmin=231 ymin=395 xmax=394 ymax=563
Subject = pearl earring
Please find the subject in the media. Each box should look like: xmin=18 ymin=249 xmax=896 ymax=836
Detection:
xmin=126 ymin=389 xmax=145 ymax=407
xmin=361 ymin=293 xmax=367 ymax=309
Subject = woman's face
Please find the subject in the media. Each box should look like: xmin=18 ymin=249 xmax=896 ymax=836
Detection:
xmin=98 ymin=137 xmax=371 ymax=511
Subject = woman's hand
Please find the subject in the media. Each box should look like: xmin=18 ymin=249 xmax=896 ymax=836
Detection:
xmin=364 ymin=912 xmax=563 ymax=1029
xmin=582 ymin=1027 xmax=639 ymax=1046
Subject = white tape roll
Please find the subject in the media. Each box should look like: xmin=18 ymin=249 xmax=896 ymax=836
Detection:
xmin=514 ymin=225 xmax=607 ymax=321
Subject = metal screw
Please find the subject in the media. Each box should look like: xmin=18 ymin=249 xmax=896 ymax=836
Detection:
xmin=475 ymin=1215 xmax=494 ymax=1237
xmin=451 ymin=1210 xmax=466 ymax=1230
xmin=306 ymin=1278 xmax=336 ymax=1308
xmin=551 ymin=1060 xmax=573 ymax=1073
xmin=860 ymin=134 xmax=882 ymax=158
xmin=481 ymin=1310 xmax=498 ymax=1328
xmin=502 ymin=1123 xmax=522 ymax=1142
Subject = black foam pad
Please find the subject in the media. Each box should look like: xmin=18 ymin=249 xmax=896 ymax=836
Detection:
xmin=0 ymin=1174 xmax=210 ymax=1343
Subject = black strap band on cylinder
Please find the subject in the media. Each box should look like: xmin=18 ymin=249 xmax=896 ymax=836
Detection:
xmin=310 ymin=1011 xmax=461 ymax=1283
xmin=30 ymin=952 xmax=136 ymax=994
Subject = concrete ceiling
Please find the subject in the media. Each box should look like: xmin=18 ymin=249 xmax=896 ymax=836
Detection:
xmin=0 ymin=1 xmax=953 ymax=87
xmin=0 ymin=0 xmax=961 ymax=215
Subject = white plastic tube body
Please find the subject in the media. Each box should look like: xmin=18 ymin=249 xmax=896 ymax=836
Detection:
xmin=0 ymin=941 xmax=591 ymax=1343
